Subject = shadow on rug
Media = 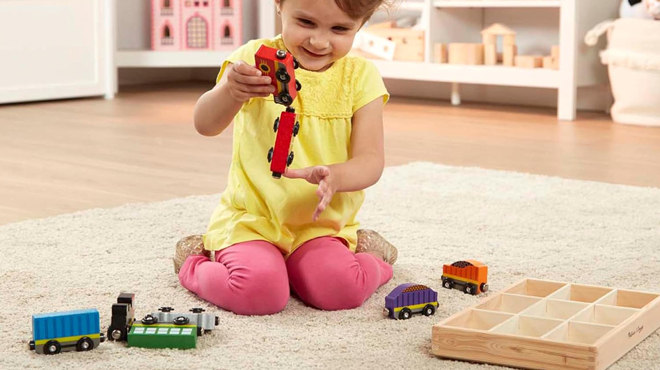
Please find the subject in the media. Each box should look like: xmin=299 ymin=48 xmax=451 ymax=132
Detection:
xmin=1 ymin=162 xmax=658 ymax=370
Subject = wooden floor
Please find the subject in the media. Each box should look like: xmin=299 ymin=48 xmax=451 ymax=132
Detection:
xmin=2 ymin=82 xmax=660 ymax=225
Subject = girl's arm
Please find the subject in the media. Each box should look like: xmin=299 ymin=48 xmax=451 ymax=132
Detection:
xmin=329 ymin=98 xmax=385 ymax=192
xmin=284 ymin=98 xmax=385 ymax=220
xmin=194 ymin=61 xmax=274 ymax=137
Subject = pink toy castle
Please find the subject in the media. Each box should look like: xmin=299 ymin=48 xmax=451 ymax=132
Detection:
xmin=151 ymin=0 xmax=242 ymax=51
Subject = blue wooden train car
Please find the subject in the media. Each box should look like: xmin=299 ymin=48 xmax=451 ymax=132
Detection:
xmin=29 ymin=309 xmax=106 ymax=354
xmin=385 ymin=283 xmax=439 ymax=320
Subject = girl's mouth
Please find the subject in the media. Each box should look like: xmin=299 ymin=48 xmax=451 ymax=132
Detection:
xmin=303 ymin=48 xmax=327 ymax=58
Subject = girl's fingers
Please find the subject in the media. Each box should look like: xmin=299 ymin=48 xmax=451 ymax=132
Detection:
xmin=236 ymin=84 xmax=275 ymax=94
xmin=232 ymin=72 xmax=272 ymax=86
xmin=233 ymin=61 xmax=262 ymax=76
xmin=283 ymin=168 xmax=307 ymax=179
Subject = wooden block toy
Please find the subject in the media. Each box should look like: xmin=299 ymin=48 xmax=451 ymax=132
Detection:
xmin=503 ymin=44 xmax=517 ymax=66
xmin=385 ymin=283 xmax=438 ymax=320
xmin=354 ymin=31 xmax=396 ymax=60
xmin=433 ymin=43 xmax=448 ymax=64
xmin=551 ymin=45 xmax=560 ymax=69
xmin=365 ymin=27 xmax=425 ymax=62
xmin=482 ymin=23 xmax=516 ymax=46
xmin=267 ymin=107 xmax=299 ymax=179
xmin=551 ymin=45 xmax=560 ymax=59
xmin=441 ymin=260 xmax=489 ymax=295
xmin=448 ymin=43 xmax=484 ymax=65
xmin=432 ymin=278 xmax=660 ymax=370
xmin=543 ymin=56 xmax=558 ymax=70
xmin=484 ymin=44 xmax=497 ymax=65
xmin=515 ymin=55 xmax=543 ymax=69
xmin=30 ymin=309 xmax=106 ymax=354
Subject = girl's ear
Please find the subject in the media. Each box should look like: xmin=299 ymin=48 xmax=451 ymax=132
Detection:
xmin=275 ymin=0 xmax=282 ymax=14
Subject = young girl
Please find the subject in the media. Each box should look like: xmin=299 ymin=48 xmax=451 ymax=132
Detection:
xmin=175 ymin=0 xmax=397 ymax=316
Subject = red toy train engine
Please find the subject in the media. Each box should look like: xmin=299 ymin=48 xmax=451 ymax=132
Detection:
xmin=255 ymin=45 xmax=301 ymax=106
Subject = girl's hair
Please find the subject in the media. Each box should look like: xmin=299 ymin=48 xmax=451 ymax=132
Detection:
xmin=281 ymin=0 xmax=394 ymax=22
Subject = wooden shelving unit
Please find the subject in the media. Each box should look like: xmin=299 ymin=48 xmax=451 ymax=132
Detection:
xmin=353 ymin=0 xmax=620 ymax=120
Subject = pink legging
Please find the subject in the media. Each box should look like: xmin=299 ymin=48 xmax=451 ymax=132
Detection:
xmin=178 ymin=236 xmax=393 ymax=315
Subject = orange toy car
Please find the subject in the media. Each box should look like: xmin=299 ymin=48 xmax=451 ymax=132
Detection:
xmin=255 ymin=45 xmax=301 ymax=106
xmin=441 ymin=260 xmax=488 ymax=295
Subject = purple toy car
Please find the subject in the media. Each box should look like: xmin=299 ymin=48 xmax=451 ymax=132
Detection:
xmin=385 ymin=283 xmax=438 ymax=320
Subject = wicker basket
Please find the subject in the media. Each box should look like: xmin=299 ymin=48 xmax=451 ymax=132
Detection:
xmin=586 ymin=19 xmax=660 ymax=126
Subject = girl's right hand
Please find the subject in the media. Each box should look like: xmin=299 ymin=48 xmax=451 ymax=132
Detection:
xmin=225 ymin=60 xmax=275 ymax=102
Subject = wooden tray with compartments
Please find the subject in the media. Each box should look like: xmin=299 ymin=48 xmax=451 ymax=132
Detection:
xmin=432 ymin=278 xmax=660 ymax=370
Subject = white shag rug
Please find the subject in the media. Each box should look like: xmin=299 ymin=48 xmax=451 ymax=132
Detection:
xmin=1 ymin=162 xmax=659 ymax=370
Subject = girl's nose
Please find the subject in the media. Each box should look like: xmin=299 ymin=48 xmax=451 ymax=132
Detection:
xmin=309 ymin=35 xmax=329 ymax=50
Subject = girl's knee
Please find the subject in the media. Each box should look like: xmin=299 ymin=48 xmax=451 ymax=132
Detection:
xmin=301 ymin=269 xmax=367 ymax=311
xmin=228 ymin=267 xmax=290 ymax=315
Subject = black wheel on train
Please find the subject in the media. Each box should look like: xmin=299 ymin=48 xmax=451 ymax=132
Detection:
xmin=276 ymin=69 xmax=290 ymax=83
xmin=442 ymin=278 xmax=453 ymax=290
xmin=293 ymin=122 xmax=300 ymax=137
xmin=422 ymin=304 xmax=436 ymax=317
xmin=399 ymin=308 xmax=413 ymax=320
xmin=464 ymin=284 xmax=476 ymax=295
xmin=273 ymin=117 xmax=279 ymax=132
xmin=173 ymin=316 xmax=190 ymax=325
xmin=480 ymin=283 xmax=489 ymax=293
xmin=267 ymin=148 xmax=273 ymax=163
xmin=293 ymin=58 xmax=300 ymax=69
xmin=43 ymin=340 xmax=61 ymax=355
xmin=295 ymin=80 xmax=301 ymax=91
xmin=276 ymin=49 xmax=287 ymax=59
xmin=141 ymin=314 xmax=158 ymax=325
xmin=287 ymin=152 xmax=295 ymax=166
xmin=76 ymin=337 xmax=94 ymax=352
xmin=280 ymin=93 xmax=292 ymax=105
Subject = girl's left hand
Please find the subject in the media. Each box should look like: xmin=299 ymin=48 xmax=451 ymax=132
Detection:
xmin=284 ymin=166 xmax=336 ymax=221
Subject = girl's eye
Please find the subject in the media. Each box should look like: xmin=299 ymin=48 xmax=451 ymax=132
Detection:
xmin=333 ymin=26 xmax=349 ymax=32
xmin=297 ymin=18 xmax=314 ymax=26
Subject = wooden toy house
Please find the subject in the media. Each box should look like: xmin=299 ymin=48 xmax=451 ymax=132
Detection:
xmin=151 ymin=0 xmax=243 ymax=51
xmin=481 ymin=23 xmax=517 ymax=66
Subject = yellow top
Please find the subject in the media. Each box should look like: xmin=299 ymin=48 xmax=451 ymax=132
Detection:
xmin=203 ymin=35 xmax=389 ymax=256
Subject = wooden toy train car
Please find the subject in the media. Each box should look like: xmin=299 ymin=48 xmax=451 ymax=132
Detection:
xmin=107 ymin=292 xmax=135 ymax=341
xmin=29 ymin=309 xmax=106 ymax=354
xmin=441 ymin=260 xmax=489 ymax=295
xmin=255 ymin=45 xmax=301 ymax=106
xmin=385 ymin=283 xmax=438 ymax=320
xmin=267 ymin=106 xmax=299 ymax=178
xmin=107 ymin=293 xmax=219 ymax=349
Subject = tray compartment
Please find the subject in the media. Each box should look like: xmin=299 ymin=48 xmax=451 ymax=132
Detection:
xmin=491 ymin=315 xmax=564 ymax=338
xmin=543 ymin=321 xmax=614 ymax=345
xmin=504 ymin=279 xmax=566 ymax=298
xmin=476 ymin=293 xmax=541 ymax=314
xmin=443 ymin=309 xmax=514 ymax=331
xmin=520 ymin=299 xmax=590 ymax=320
xmin=571 ymin=304 xmax=639 ymax=326
xmin=547 ymin=283 xmax=612 ymax=303
xmin=596 ymin=289 xmax=659 ymax=309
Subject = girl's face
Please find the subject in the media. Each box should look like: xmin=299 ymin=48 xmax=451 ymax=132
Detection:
xmin=276 ymin=0 xmax=362 ymax=72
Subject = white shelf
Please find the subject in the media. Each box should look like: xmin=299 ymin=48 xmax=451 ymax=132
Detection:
xmin=370 ymin=60 xmax=559 ymax=88
xmin=434 ymin=0 xmax=561 ymax=7
xmin=116 ymin=50 xmax=231 ymax=68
